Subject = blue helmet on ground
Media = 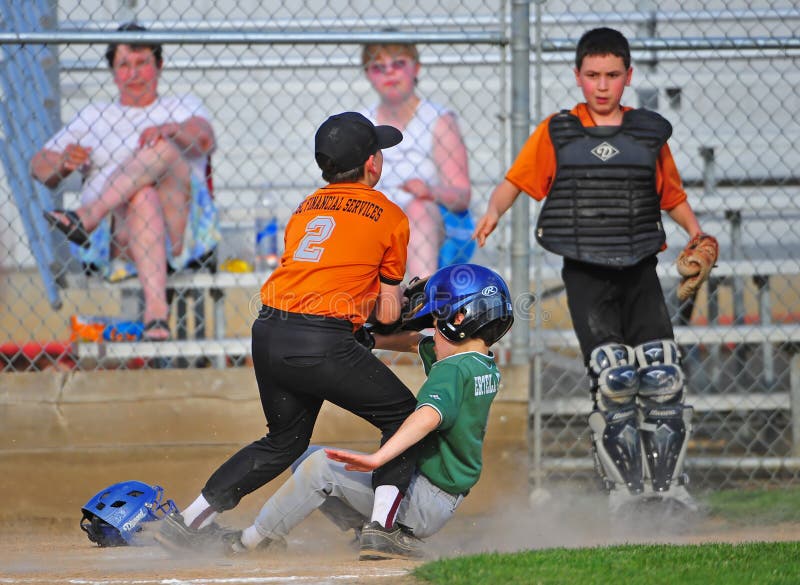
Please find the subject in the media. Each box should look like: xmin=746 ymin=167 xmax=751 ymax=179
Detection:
xmin=403 ymin=263 xmax=514 ymax=345
xmin=80 ymin=480 xmax=177 ymax=547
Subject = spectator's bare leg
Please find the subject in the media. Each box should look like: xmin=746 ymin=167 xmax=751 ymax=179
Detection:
xmin=153 ymin=150 xmax=192 ymax=257
xmin=405 ymin=199 xmax=443 ymax=278
xmin=121 ymin=185 xmax=170 ymax=331
xmin=69 ymin=139 xmax=190 ymax=234
xmin=75 ymin=140 xmax=192 ymax=338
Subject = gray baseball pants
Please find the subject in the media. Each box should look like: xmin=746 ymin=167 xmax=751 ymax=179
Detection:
xmin=252 ymin=446 xmax=465 ymax=541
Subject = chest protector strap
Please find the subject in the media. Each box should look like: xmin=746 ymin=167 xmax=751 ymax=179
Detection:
xmin=536 ymin=108 xmax=672 ymax=268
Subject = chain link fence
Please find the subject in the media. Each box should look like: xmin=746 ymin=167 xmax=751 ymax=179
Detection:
xmin=2 ymin=1 xmax=800 ymax=489
xmin=1 ymin=0 xmax=510 ymax=369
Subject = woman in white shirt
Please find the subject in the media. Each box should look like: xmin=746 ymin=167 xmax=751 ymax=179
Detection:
xmin=361 ymin=40 xmax=473 ymax=279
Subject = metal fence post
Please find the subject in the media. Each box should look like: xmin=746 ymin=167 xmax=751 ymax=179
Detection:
xmin=510 ymin=0 xmax=531 ymax=368
xmin=791 ymin=353 xmax=800 ymax=456
xmin=754 ymin=275 xmax=775 ymax=387
xmin=700 ymin=146 xmax=722 ymax=390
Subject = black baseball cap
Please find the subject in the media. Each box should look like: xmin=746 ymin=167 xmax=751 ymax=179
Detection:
xmin=315 ymin=112 xmax=403 ymax=174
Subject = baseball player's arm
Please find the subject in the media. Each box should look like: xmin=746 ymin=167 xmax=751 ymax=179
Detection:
xmin=667 ymin=201 xmax=702 ymax=238
xmin=473 ymin=179 xmax=521 ymax=247
xmin=325 ymin=405 xmax=441 ymax=472
xmin=373 ymin=330 xmax=424 ymax=353
xmin=373 ymin=282 xmax=404 ymax=325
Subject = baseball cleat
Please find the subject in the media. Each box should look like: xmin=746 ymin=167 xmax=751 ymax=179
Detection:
xmin=154 ymin=511 xmax=228 ymax=554
xmin=358 ymin=521 xmax=424 ymax=561
xmin=659 ymin=484 xmax=700 ymax=513
xmin=221 ymin=530 xmax=248 ymax=555
xmin=220 ymin=529 xmax=287 ymax=556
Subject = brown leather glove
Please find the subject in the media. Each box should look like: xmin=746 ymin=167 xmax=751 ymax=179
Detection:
xmin=676 ymin=232 xmax=719 ymax=301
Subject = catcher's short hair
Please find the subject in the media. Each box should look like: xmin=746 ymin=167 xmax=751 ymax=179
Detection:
xmin=575 ymin=27 xmax=630 ymax=70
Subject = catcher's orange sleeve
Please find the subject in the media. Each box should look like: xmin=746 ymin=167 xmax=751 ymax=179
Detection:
xmin=506 ymin=103 xmax=687 ymax=210
xmin=261 ymin=183 xmax=409 ymax=327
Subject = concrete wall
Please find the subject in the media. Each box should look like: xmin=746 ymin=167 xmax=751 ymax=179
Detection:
xmin=0 ymin=364 xmax=530 ymax=523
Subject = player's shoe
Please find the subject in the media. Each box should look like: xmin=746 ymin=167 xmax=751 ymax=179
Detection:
xmin=358 ymin=521 xmax=424 ymax=561
xmin=607 ymin=487 xmax=642 ymax=516
xmin=220 ymin=529 xmax=287 ymax=556
xmin=609 ymin=484 xmax=703 ymax=533
xmin=154 ymin=511 xmax=228 ymax=554
xmin=609 ymin=487 xmax=698 ymax=512
xmin=660 ymin=484 xmax=701 ymax=513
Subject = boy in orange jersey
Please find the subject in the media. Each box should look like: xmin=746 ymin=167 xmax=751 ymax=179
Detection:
xmin=156 ymin=112 xmax=420 ymax=557
xmin=474 ymin=28 xmax=713 ymax=513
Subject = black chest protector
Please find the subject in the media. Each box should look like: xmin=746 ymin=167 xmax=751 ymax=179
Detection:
xmin=536 ymin=108 xmax=672 ymax=268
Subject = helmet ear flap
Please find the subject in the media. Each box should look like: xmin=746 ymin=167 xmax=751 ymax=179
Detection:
xmin=447 ymin=294 xmax=514 ymax=345
xmin=436 ymin=309 xmax=465 ymax=341
xmin=80 ymin=512 xmax=128 ymax=547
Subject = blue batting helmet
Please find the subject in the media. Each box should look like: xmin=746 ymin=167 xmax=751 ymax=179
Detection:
xmin=404 ymin=263 xmax=514 ymax=345
xmin=80 ymin=480 xmax=177 ymax=546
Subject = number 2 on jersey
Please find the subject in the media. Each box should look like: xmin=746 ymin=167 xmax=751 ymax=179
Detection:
xmin=293 ymin=215 xmax=336 ymax=262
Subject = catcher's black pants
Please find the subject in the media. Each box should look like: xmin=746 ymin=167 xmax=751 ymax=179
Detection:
xmin=562 ymin=255 xmax=675 ymax=366
xmin=202 ymin=307 xmax=419 ymax=512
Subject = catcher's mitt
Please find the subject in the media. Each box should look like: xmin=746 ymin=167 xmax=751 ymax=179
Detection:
xmin=367 ymin=275 xmax=430 ymax=335
xmin=401 ymin=275 xmax=430 ymax=325
xmin=676 ymin=232 xmax=719 ymax=301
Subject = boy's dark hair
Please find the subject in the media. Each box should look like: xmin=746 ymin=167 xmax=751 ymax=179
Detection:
xmin=105 ymin=22 xmax=163 ymax=69
xmin=471 ymin=316 xmax=514 ymax=346
xmin=317 ymin=156 xmax=365 ymax=184
xmin=575 ymin=27 xmax=630 ymax=71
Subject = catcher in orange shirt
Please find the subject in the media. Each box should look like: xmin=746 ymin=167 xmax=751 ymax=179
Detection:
xmin=474 ymin=28 xmax=718 ymax=513
xmin=156 ymin=112 xmax=421 ymax=558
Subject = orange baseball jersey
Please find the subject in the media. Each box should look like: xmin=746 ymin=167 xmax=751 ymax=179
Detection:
xmin=260 ymin=182 xmax=409 ymax=326
xmin=506 ymin=103 xmax=687 ymax=210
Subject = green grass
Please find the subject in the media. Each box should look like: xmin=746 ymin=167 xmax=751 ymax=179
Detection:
xmin=411 ymin=488 xmax=800 ymax=585
xmin=705 ymin=486 xmax=800 ymax=525
xmin=413 ymin=542 xmax=800 ymax=585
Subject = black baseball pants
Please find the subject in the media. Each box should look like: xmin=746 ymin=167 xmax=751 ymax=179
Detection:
xmin=561 ymin=256 xmax=675 ymax=366
xmin=202 ymin=307 xmax=419 ymax=512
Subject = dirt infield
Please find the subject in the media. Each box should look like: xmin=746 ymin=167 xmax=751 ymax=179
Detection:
xmin=3 ymin=485 xmax=800 ymax=585
xmin=0 ymin=518 xmax=421 ymax=585
xmin=2 ymin=370 xmax=799 ymax=584
xmin=0 ymin=422 xmax=531 ymax=585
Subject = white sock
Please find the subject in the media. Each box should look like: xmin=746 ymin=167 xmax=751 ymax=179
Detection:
xmin=181 ymin=494 xmax=218 ymax=529
xmin=371 ymin=485 xmax=402 ymax=529
xmin=240 ymin=525 xmax=264 ymax=550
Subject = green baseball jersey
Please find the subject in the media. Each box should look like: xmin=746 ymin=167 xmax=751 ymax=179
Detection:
xmin=415 ymin=336 xmax=501 ymax=495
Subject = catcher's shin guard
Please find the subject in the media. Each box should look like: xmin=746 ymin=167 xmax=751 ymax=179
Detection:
xmin=635 ymin=340 xmax=693 ymax=492
xmin=587 ymin=344 xmax=644 ymax=495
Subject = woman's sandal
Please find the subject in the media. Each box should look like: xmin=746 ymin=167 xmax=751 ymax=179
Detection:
xmin=143 ymin=319 xmax=171 ymax=342
xmin=43 ymin=209 xmax=91 ymax=248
